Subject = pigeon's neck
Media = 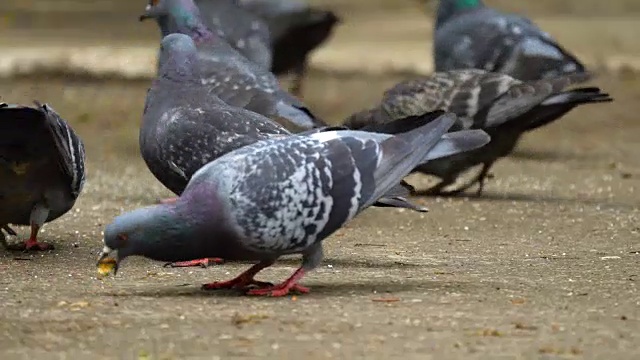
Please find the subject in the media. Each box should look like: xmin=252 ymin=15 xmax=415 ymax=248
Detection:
xmin=436 ymin=0 xmax=484 ymax=28
xmin=165 ymin=2 xmax=214 ymax=44
xmin=129 ymin=196 xmax=226 ymax=262
xmin=160 ymin=52 xmax=199 ymax=82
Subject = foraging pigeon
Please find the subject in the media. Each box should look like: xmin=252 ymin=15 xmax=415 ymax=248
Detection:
xmin=234 ymin=0 xmax=340 ymax=96
xmin=434 ymin=0 xmax=589 ymax=81
xmin=99 ymin=112 xmax=488 ymax=296
xmin=142 ymin=0 xmax=272 ymax=69
xmin=141 ymin=0 xmax=325 ymax=132
xmin=141 ymin=34 xmax=490 ymax=267
xmin=0 ymin=102 xmax=86 ymax=251
xmin=345 ymin=69 xmax=613 ymax=195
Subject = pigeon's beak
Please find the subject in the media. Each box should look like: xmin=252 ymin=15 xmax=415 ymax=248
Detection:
xmin=96 ymin=246 xmax=119 ymax=277
xmin=139 ymin=5 xmax=153 ymax=22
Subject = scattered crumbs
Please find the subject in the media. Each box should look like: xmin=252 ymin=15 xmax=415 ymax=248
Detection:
xmin=476 ymin=328 xmax=503 ymax=337
xmin=600 ymin=256 xmax=621 ymax=260
xmin=511 ymin=298 xmax=526 ymax=305
xmin=372 ymin=298 xmax=401 ymax=303
xmin=513 ymin=322 xmax=538 ymax=331
xmin=231 ymin=312 xmax=270 ymax=327
xmin=539 ymin=346 xmax=582 ymax=355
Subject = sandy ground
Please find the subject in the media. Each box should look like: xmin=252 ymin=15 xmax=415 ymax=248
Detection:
xmin=1 ymin=1 xmax=640 ymax=359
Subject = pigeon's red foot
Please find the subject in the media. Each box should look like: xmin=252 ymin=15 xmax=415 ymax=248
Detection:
xmin=164 ymin=258 xmax=224 ymax=268
xmin=201 ymin=261 xmax=275 ymax=291
xmin=245 ymin=268 xmax=309 ymax=297
xmin=158 ymin=197 xmax=178 ymax=205
xmin=6 ymin=239 xmax=54 ymax=252
xmin=245 ymin=283 xmax=310 ymax=297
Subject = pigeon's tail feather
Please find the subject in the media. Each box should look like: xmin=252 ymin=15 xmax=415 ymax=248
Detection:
xmin=374 ymin=196 xmax=428 ymax=212
xmin=37 ymin=102 xmax=86 ymax=196
xmin=358 ymin=110 xmax=447 ymax=134
xmin=422 ymin=129 xmax=491 ymax=162
xmin=365 ymin=112 xmax=457 ymax=208
xmin=275 ymin=101 xmax=328 ymax=131
xmin=376 ymin=181 xmax=427 ymax=212
xmin=523 ymin=87 xmax=613 ymax=132
xmin=540 ymin=87 xmax=612 ymax=107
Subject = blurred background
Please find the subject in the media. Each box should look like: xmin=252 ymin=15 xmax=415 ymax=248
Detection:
xmin=1 ymin=3 xmax=640 ymax=357
xmin=0 ymin=0 xmax=639 ymax=169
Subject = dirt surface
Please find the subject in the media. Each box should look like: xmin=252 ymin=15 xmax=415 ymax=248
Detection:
xmin=1 ymin=1 xmax=640 ymax=359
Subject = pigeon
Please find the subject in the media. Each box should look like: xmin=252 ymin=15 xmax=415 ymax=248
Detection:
xmin=142 ymin=0 xmax=272 ymax=70
xmin=0 ymin=102 xmax=86 ymax=251
xmin=433 ymin=0 xmax=589 ymax=81
xmin=140 ymin=0 xmax=325 ymax=132
xmin=344 ymin=69 xmax=613 ymax=195
xmin=141 ymin=34 xmax=490 ymax=267
xmin=98 ymin=112 xmax=489 ymax=297
xmin=234 ymin=0 xmax=340 ymax=96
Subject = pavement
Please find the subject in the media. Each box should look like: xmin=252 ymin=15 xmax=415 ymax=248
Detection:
xmin=0 ymin=1 xmax=639 ymax=359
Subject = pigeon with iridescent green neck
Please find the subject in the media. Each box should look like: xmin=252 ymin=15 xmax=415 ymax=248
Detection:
xmin=433 ymin=0 xmax=589 ymax=81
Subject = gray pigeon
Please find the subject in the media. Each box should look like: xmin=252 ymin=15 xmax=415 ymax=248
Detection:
xmin=142 ymin=0 xmax=272 ymax=70
xmin=98 ymin=112 xmax=488 ymax=296
xmin=0 ymin=102 xmax=86 ymax=251
xmin=233 ymin=0 xmax=340 ymax=96
xmin=434 ymin=0 xmax=589 ymax=81
xmin=141 ymin=35 xmax=490 ymax=268
xmin=345 ymin=69 xmax=613 ymax=195
xmin=140 ymin=0 xmax=325 ymax=132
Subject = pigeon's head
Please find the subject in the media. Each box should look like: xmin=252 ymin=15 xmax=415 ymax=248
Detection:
xmin=157 ymin=33 xmax=199 ymax=78
xmin=97 ymin=205 xmax=178 ymax=277
xmin=161 ymin=33 xmax=198 ymax=55
xmin=139 ymin=0 xmax=169 ymax=21
xmin=139 ymin=0 xmax=200 ymax=23
xmin=436 ymin=0 xmax=484 ymax=28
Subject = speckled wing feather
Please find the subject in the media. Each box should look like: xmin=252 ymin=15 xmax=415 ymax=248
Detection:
xmin=435 ymin=7 xmax=587 ymax=81
xmin=195 ymin=41 xmax=325 ymax=130
xmin=186 ymin=113 xmax=456 ymax=253
xmin=350 ymin=70 xmax=592 ymax=131
xmin=141 ymin=72 xmax=290 ymax=194
xmin=195 ymin=0 xmax=273 ymax=69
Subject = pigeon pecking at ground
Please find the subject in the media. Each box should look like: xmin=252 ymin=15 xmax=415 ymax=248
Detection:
xmin=344 ymin=69 xmax=613 ymax=196
xmin=433 ymin=0 xmax=589 ymax=82
xmin=0 ymin=102 xmax=86 ymax=251
xmin=140 ymin=0 xmax=326 ymax=132
xmin=140 ymin=34 xmax=490 ymax=268
xmin=98 ymin=112 xmax=489 ymax=297
xmin=142 ymin=0 xmax=273 ymax=70
xmin=234 ymin=0 xmax=340 ymax=97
